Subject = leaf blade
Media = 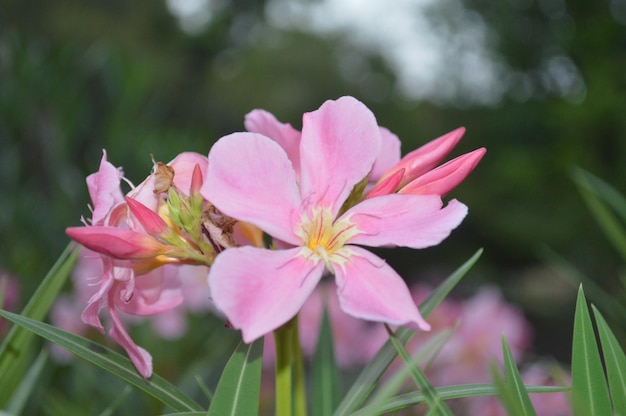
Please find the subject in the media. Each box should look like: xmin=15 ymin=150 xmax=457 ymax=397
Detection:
xmin=0 ymin=309 xmax=203 ymax=412
xmin=571 ymin=285 xmax=612 ymax=416
xmin=592 ymin=305 xmax=626 ymax=416
xmin=207 ymin=339 xmax=264 ymax=416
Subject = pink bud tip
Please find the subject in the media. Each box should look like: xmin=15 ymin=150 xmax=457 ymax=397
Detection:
xmin=126 ymin=197 xmax=168 ymax=236
xmin=365 ymin=168 xmax=405 ymax=199
xmin=380 ymin=127 xmax=466 ymax=188
xmin=190 ymin=163 xmax=204 ymax=195
xmin=399 ymin=148 xmax=486 ymax=196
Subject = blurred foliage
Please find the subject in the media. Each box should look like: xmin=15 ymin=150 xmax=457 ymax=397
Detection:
xmin=1 ymin=0 xmax=626 ymax=380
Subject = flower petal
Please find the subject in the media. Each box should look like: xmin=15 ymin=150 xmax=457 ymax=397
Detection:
xmin=209 ymin=246 xmax=324 ymax=342
xmin=370 ymin=127 xmax=401 ymax=182
xmin=299 ymin=96 xmax=381 ymax=215
xmin=343 ymin=194 xmax=468 ymax=249
xmin=334 ymin=246 xmax=430 ymax=330
xmin=245 ymin=109 xmax=302 ymax=175
xmin=87 ymin=149 xmax=125 ymax=225
xmin=203 ymin=132 xmax=302 ymax=244
xmin=117 ymin=265 xmax=184 ymax=316
xmin=107 ymin=292 xmax=153 ymax=378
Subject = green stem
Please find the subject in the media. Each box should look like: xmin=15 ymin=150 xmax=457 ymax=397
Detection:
xmin=292 ymin=318 xmax=308 ymax=416
xmin=274 ymin=318 xmax=294 ymax=416
xmin=273 ymin=315 xmax=308 ymax=416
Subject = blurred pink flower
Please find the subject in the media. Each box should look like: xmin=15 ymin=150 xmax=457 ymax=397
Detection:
xmin=0 ymin=271 xmax=20 ymax=336
xmin=426 ymin=287 xmax=533 ymax=386
xmin=204 ymin=96 xmax=468 ymax=343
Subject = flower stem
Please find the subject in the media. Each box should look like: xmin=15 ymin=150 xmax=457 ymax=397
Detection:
xmin=274 ymin=315 xmax=308 ymax=416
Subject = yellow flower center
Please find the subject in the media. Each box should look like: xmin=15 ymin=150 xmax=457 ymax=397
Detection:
xmin=296 ymin=207 xmax=359 ymax=273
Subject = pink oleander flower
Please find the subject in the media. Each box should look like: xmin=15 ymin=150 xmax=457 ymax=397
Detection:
xmin=64 ymin=150 xmax=210 ymax=378
xmin=203 ymin=96 xmax=474 ymax=342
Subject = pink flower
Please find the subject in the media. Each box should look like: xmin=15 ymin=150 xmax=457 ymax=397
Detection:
xmin=65 ymin=150 xmax=210 ymax=378
xmin=203 ymin=96 xmax=469 ymax=342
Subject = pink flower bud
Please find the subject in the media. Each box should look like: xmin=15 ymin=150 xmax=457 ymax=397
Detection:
xmin=398 ymin=148 xmax=486 ymax=196
xmin=365 ymin=168 xmax=405 ymax=199
xmin=189 ymin=163 xmax=204 ymax=195
xmin=125 ymin=197 xmax=169 ymax=237
xmin=66 ymin=226 xmax=168 ymax=259
xmin=379 ymin=127 xmax=466 ymax=188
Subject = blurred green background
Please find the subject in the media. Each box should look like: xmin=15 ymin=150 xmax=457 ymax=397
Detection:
xmin=1 ymin=0 xmax=626 ymax=400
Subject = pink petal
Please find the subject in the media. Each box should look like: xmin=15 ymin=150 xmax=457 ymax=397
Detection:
xmin=299 ymin=97 xmax=381 ymax=215
xmin=87 ymin=150 xmax=125 ymax=225
xmin=245 ymin=109 xmax=302 ymax=175
xmin=398 ymin=148 xmax=485 ymax=196
xmin=343 ymin=195 xmax=468 ymax=249
xmin=107 ymin=293 xmax=153 ymax=378
xmin=117 ymin=266 xmax=184 ymax=316
xmin=209 ymin=246 xmax=324 ymax=342
xmin=370 ymin=127 xmax=401 ymax=182
xmin=334 ymin=246 xmax=430 ymax=330
xmin=203 ymin=132 xmax=302 ymax=244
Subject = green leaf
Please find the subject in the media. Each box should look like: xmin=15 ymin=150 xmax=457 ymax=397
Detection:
xmin=312 ymin=307 xmax=341 ymax=416
xmin=207 ymin=338 xmax=264 ymax=416
xmin=572 ymin=167 xmax=626 ymax=263
xmin=572 ymin=167 xmax=626 ymax=224
xmin=0 ymin=309 xmax=203 ymax=412
xmin=351 ymin=384 xmax=568 ymax=416
xmin=6 ymin=349 xmax=49 ymax=415
xmin=571 ymin=286 xmax=612 ymax=415
xmin=592 ymin=305 xmax=626 ymax=416
xmin=495 ymin=336 xmax=537 ymax=416
xmin=0 ymin=242 xmax=78 ymax=405
xmin=363 ymin=327 xmax=456 ymax=416
xmin=540 ymin=246 xmax=626 ymax=324
xmin=385 ymin=325 xmax=454 ymax=416
xmin=334 ymin=248 xmax=482 ymax=416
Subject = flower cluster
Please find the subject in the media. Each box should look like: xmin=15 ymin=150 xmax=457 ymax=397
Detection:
xmin=64 ymin=96 xmax=484 ymax=377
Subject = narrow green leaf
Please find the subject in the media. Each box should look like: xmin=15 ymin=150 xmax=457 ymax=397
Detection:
xmin=6 ymin=349 xmax=49 ymax=415
xmin=572 ymin=168 xmax=626 ymax=263
xmin=207 ymin=338 xmax=264 ymax=416
xmin=497 ymin=336 xmax=537 ymax=416
xmin=312 ymin=307 xmax=341 ymax=416
xmin=592 ymin=305 xmax=626 ymax=416
xmin=385 ymin=325 xmax=454 ymax=416
xmin=572 ymin=167 xmax=626 ymax=224
xmin=0 ymin=243 xmax=78 ymax=405
xmin=351 ymin=384 xmax=568 ymax=416
xmin=334 ymin=248 xmax=482 ymax=416
xmin=540 ymin=246 xmax=626 ymax=324
xmin=363 ymin=327 xmax=456 ymax=416
xmin=0 ymin=309 xmax=203 ymax=412
xmin=571 ymin=286 xmax=612 ymax=415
